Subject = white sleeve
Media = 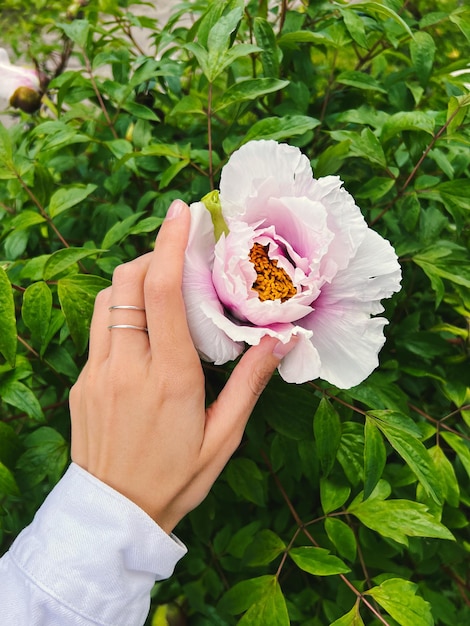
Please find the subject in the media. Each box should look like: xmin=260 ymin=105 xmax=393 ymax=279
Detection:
xmin=0 ymin=462 xmax=187 ymax=626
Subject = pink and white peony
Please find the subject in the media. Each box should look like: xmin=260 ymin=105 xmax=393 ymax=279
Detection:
xmin=182 ymin=140 xmax=401 ymax=388
xmin=0 ymin=48 xmax=41 ymax=113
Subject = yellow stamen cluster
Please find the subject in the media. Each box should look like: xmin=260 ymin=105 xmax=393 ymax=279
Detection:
xmin=249 ymin=242 xmax=296 ymax=302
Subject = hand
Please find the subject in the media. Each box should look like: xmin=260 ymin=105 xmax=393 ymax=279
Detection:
xmin=69 ymin=199 xmax=297 ymax=533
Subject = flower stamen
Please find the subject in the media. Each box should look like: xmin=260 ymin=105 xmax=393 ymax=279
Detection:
xmin=249 ymin=242 xmax=296 ymax=302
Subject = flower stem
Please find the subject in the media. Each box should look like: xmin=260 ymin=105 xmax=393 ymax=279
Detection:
xmin=207 ymin=81 xmax=214 ymax=189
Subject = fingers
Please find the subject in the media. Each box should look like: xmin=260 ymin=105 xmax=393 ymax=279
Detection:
xmin=144 ymin=200 xmax=196 ymax=364
xmin=108 ymin=254 xmax=152 ymax=360
xmin=203 ymin=336 xmax=298 ymax=458
xmin=87 ymin=287 xmax=112 ymax=363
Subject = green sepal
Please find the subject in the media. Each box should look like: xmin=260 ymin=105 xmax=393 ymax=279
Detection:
xmin=201 ymin=190 xmax=229 ymax=241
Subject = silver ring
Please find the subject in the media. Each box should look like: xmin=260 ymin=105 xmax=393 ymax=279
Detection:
xmin=109 ymin=305 xmax=146 ymax=311
xmin=108 ymin=324 xmax=148 ymax=332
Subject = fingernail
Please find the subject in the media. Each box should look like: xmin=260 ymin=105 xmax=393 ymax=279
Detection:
xmin=272 ymin=336 xmax=298 ymax=360
xmin=166 ymin=199 xmax=186 ymax=221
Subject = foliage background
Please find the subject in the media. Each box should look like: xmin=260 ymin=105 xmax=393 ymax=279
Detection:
xmin=0 ymin=0 xmax=470 ymax=624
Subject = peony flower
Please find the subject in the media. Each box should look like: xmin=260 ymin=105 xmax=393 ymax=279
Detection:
xmin=0 ymin=48 xmax=42 ymax=113
xmin=182 ymin=140 xmax=401 ymax=388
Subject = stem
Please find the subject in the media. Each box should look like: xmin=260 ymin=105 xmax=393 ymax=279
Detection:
xmin=15 ymin=173 xmax=71 ymax=249
xmin=83 ymin=53 xmax=118 ymax=139
xmin=279 ymin=0 xmax=288 ymax=34
xmin=17 ymin=335 xmax=39 ymax=358
xmin=207 ymin=81 xmax=214 ymax=189
xmin=0 ymin=201 xmax=15 ymax=214
xmin=262 ymin=450 xmax=391 ymax=626
xmin=313 ymin=49 xmax=338 ymax=145
xmin=409 ymin=403 xmax=470 ymax=442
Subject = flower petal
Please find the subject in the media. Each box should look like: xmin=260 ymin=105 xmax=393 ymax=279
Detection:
xmin=183 ymin=202 xmax=244 ymax=364
xmin=219 ymin=140 xmax=314 ymax=223
xmin=300 ymin=306 xmax=390 ymax=389
xmin=317 ymin=228 xmax=402 ymax=308
xmin=277 ymin=332 xmax=322 ymax=384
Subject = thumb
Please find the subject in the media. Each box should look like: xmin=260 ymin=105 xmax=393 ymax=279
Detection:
xmin=205 ymin=335 xmax=298 ymax=449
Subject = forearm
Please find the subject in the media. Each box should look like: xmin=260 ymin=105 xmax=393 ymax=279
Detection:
xmin=0 ymin=463 xmax=187 ymax=626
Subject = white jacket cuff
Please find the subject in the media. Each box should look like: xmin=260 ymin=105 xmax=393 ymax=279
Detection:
xmin=8 ymin=462 xmax=187 ymax=625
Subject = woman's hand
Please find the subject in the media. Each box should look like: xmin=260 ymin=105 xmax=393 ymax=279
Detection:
xmin=69 ymin=199 xmax=296 ymax=533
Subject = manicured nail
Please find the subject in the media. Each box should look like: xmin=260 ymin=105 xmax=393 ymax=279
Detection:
xmin=272 ymin=336 xmax=298 ymax=360
xmin=166 ymin=199 xmax=186 ymax=220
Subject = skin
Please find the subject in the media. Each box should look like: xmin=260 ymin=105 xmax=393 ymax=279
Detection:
xmin=70 ymin=199 xmax=297 ymax=533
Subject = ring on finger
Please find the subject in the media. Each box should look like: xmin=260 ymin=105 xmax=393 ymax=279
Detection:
xmin=109 ymin=305 xmax=146 ymax=311
xmin=108 ymin=324 xmax=148 ymax=332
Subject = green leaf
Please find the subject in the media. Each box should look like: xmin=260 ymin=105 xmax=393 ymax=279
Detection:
xmin=355 ymin=176 xmax=395 ymax=202
xmin=429 ymin=445 xmax=459 ymax=508
xmin=289 ymin=546 xmax=351 ymax=576
xmin=48 ymin=184 xmax=97 ymax=218
xmin=340 ymin=8 xmax=368 ymax=49
xmin=436 ymin=179 xmax=470 ymax=211
xmin=449 ymin=12 xmax=470 ymax=43
xmin=244 ymin=530 xmax=286 ymax=566
xmin=365 ymin=578 xmax=433 ymax=626
xmin=324 ymin=517 xmax=357 ymax=561
xmin=337 ymin=422 xmax=365 ymax=486
xmin=16 ymin=427 xmax=68 ymax=486
xmin=320 ymin=477 xmax=351 ymax=514
xmin=238 ymin=577 xmax=289 ymax=626
xmin=349 ymin=498 xmax=454 ymax=545
xmin=225 ymin=458 xmax=266 ymax=506
xmin=121 ymin=101 xmax=160 ymax=121
xmin=0 ymin=461 xmax=19 ymax=497
xmin=330 ymin=128 xmax=387 ymax=168
xmin=254 ymin=18 xmax=279 ymax=77
xmin=206 ymin=7 xmax=244 ymax=81
xmin=257 ymin=377 xmax=315 ymax=440
xmin=336 ymin=70 xmax=386 ymax=93
xmin=381 ymin=111 xmax=435 ymax=142
xmin=43 ymin=248 xmax=106 ymax=281
xmin=58 ymin=274 xmax=110 ymax=354
xmin=0 ymin=379 xmax=44 ymax=421
xmin=169 ymin=95 xmax=205 ymax=117
xmin=363 ymin=417 xmax=386 ymax=500
xmin=349 ymin=2 xmax=413 ymax=38
xmin=58 ymin=19 xmax=90 ymax=48
xmin=446 ymin=95 xmax=470 ymax=135
xmin=330 ymin=603 xmax=365 ymax=626
xmin=10 ymin=210 xmax=46 ymax=230
xmin=366 ymin=410 xmax=422 ymax=437
xmin=313 ymin=398 xmax=341 ymax=476
xmin=0 ymin=122 xmax=13 ymax=163
xmin=214 ymin=78 xmax=289 ymax=112
xmin=160 ymin=159 xmax=190 ymax=189
xmin=242 ymin=115 xmax=320 ymax=144
xmin=410 ymin=31 xmax=436 ymax=86
xmin=441 ymin=432 xmax=470 ymax=481
xmin=314 ymin=141 xmax=351 ymax=177
xmin=22 ymin=282 xmax=52 ymax=355
xmin=101 ymin=212 xmax=145 ymax=249
xmin=219 ymin=575 xmax=275 ymax=615
xmin=368 ymin=413 xmax=442 ymax=503
xmin=0 ymin=421 xmax=21 ymax=468
xmin=0 ymin=267 xmax=17 ymax=367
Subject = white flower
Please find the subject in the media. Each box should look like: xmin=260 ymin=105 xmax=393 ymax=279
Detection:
xmin=182 ymin=140 xmax=402 ymax=388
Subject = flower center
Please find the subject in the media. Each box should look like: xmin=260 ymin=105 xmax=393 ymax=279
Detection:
xmin=249 ymin=242 xmax=296 ymax=302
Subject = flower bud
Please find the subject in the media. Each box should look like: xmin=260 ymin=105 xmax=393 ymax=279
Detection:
xmin=10 ymin=86 xmax=42 ymax=113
